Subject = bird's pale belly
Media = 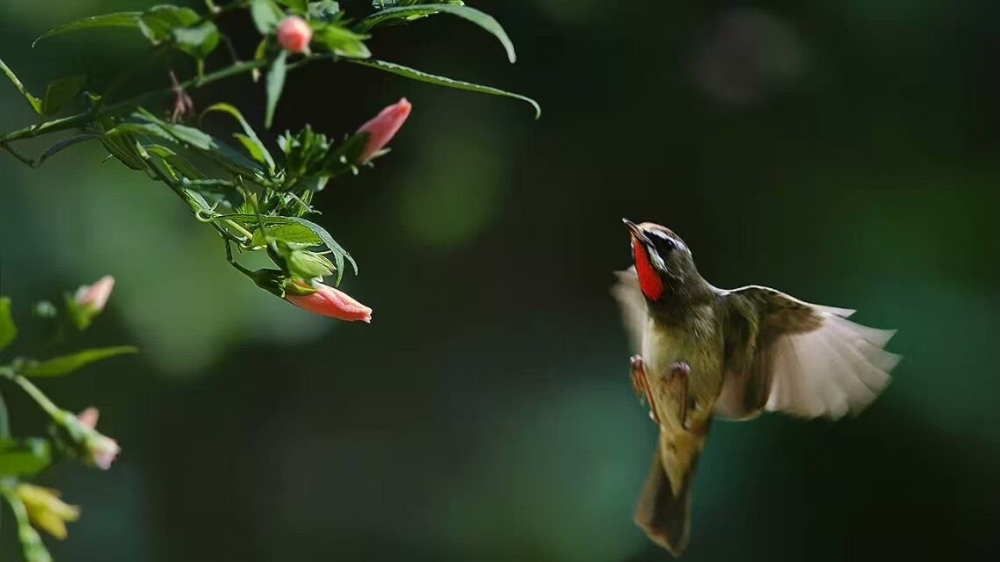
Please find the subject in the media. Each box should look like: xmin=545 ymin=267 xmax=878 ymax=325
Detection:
xmin=641 ymin=319 xmax=724 ymax=429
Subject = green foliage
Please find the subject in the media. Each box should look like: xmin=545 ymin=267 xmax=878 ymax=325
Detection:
xmin=0 ymin=297 xmax=16 ymax=351
xmin=351 ymin=59 xmax=541 ymax=118
xmin=2 ymin=0 xmax=538 ymax=311
xmin=41 ymin=76 xmax=87 ymax=116
xmin=21 ymin=347 xmax=138 ymax=378
xmin=265 ymin=51 xmax=289 ymax=129
xmin=0 ymin=439 xmax=52 ymax=477
xmin=0 ymin=286 xmax=136 ymax=561
xmin=250 ymin=0 xmax=285 ymax=34
xmin=31 ymin=12 xmax=142 ymax=47
xmin=358 ymin=3 xmax=516 ymax=63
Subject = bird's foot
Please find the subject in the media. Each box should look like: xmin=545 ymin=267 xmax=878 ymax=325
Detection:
xmin=669 ymin=361 xmax=691 ymax=430
xmin=630 ymin=355 xmax=660 ymax=424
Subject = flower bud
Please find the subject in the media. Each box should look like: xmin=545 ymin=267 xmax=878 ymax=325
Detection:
xmin=76 ymin=408 xmax=120 ymax=470
xmin=277 ymin=16 xmax=313 ymax=54
xmin=74 ymin=276 xmax=115 ymax=313
xmin=356 ymin=98 xmax=412 ymax=163
xmin=285 ymin=282 xmax=372 ymax=322
xmin=15 ymin=484 xmax=80 ymax=540
xmin=68 ymin=275 xmax=115 ymax=330
xmin=50 ymin=407 xmax=120 ymax=470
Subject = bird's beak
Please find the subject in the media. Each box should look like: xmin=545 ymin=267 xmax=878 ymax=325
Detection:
xmin=623 ymin=218 xmax=650 ymax=244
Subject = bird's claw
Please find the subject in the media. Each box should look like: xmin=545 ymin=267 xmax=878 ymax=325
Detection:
xmin=630 ymin=355 xmax=660 ymax=424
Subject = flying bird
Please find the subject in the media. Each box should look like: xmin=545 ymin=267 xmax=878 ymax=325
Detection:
xmin=612 ymin=219 xmax=900 ymax=556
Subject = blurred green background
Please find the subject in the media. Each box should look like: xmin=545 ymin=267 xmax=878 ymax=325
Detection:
xmin=2 ymin=0 xmax=999 ymax=560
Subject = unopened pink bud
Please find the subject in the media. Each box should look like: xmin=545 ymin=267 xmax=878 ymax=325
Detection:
xmin=356 ymin=98 xmax=412 ymax=163
xmin=285 ymin=282 xmax=372 ymax=322
xmin=75 ymin=276 xmax=115 ymax=313
xmin=88 ymin=435 xmax=121 ymax=470
xmin=77 ymin=407 xmax=99 ymax=430
xmin=76 ymin=407 xmax=120 ymax=470
xmin=277 ymin=16 xmax=313 ymax=54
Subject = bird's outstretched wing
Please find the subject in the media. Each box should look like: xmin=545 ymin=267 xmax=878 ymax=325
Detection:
xmin=611 ymin=267 xmax=647 ymax=353
xmin=717 ymin=285 xmax=900 ymax=420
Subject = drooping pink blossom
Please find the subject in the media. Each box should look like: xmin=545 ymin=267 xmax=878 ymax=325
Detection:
xmin=356 ymin=98 xmax=412 ymax=163
xmin=285 ymin=283 xmax=372 ymax=323
xmin=74 ymin=276 xmax=115 ymax=312
xmin=277 ymin=16 xmax=313 ymax=54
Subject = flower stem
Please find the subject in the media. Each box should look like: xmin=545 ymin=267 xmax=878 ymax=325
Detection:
xmin=0 ymin=367 xmax=62 ymax=419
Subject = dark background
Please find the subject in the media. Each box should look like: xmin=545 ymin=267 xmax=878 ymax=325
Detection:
xmin=2 ymin=0 xmax=999 ymax=560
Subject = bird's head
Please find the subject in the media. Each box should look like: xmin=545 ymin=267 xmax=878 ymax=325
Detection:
xmin=623 ymin=219 xmax=700 ymax=302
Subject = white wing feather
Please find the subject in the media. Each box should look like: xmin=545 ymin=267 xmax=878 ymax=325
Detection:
xmin=764 ymin=311 xmax=899 ymax=420
xmin=610 ymin=267 xmax=646 ymax=354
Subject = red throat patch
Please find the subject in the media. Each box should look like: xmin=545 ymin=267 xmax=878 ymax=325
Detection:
xmin=632 ymin=238 xmax=665 ymax=301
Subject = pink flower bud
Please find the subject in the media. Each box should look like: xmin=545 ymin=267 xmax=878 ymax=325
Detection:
xmin=74 ymin=275 xmax=115 ymax=313
xmin=76 ymin=408 xmax=120 ymax=470
xmin=356 ymin=98 xmax=412 ymax=163
xmin=277 ymin=16 xmax=313 ymax=54
xmin=285 ymin=282 xmax=372 ymax=322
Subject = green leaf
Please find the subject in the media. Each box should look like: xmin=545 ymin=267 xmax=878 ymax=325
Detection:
xmin=172 ymin=21 xmax=220 ymax=59
xmin=116 ymin=111 xmax=266 ymax=178
xmin=277 ymin=0 xmax=309 ymax=12
xmin=349 ymin=58 xmax=541 ymax=118
xmin=138 ymin=5 xmax=200 ymax=44
xmin=218 ymin=214 xmax=356 ymax=284
xmin=251 ymin=0 xmax=285 ymax=34
xmin=265 ymin=51 xmax=289 ymax=129
xmin=32 ymin=12 xmax=141 ymax=46
xmin=0 ymin=57 xmax=42 ymax=113
xmin=36 ymin=134 xmax=99 ymax=167
xmin=358 ymin=4 xmax=516 ymax=63
xmin=0 ymin=297 xmax=16 ymax=351
xmin=317 ymin=24 xmax=370 ymax=58
xmin=282 ymin=216 xmax=357 ymax=284
xmin=41 ymin=75 xmax=86 ymax=116
xmin=99 ymin=129 xmax=147 ymax=171
xmin=201 ymin=103 xmax=276 ymax=172
xmin=252 ymin=222 xmax=323 ymax=247
xmin=0 ymin=439 xmax=52 ymax=477
xmin=22 ymin=346 xmax=138 ymax=378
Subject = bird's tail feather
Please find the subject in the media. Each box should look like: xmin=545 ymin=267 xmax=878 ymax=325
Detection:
xmin=634 ymin=431 xmax=705 ymax=557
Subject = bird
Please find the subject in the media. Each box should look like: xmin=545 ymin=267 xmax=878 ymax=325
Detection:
xmin=611 ymin=219 xmax=900 ymax=556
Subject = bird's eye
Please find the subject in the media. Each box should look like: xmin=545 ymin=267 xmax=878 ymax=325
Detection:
xmin=649 ymin=231 xmax=676 ymax=252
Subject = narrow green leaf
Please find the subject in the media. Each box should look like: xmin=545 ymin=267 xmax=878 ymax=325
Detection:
xmin=0 ymin=297 xmax=16 ymax=351
xmin=358 ymin=4 xmax=516 ymax=63
xmin=251 ymin=0 xmax=285 ymax=34
xmin=145 ymin=144 xmax=206 ymax=181
xmin=282 ymin=216 xmax=357 ymax=284
xmin=0 ymin=439 xmax=51 ymax=477
xmin=350 ymin=59 xmax=541 ymax=118
xmin=100 ymin=129 xmax=149 ymax=171
xmin=42 ymin=75 xmax=86 ymax=116
xmin=216 ymin=214 xmax=356 ymax=283
xmin=0 ymin=57 xmax=42 ymax=114
xmin=32 ymin=12 xmax=141 ymax=46
xmin=317 ymin=25 xmax=370 ymax=59
xmin=265 ymin=51 xmax=289 ymax=129
xmin=22 ymin=346 xmax=138 ymax=378
xmin=36 ymin=134 xmax=99 ymax=167
xmin=201 ymin=103 xmax=276 ymax=172
xmin=251 ymin=223 xmax=323 ymax=247
xmin=116 ymin=111 xmax=265 ymax=178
